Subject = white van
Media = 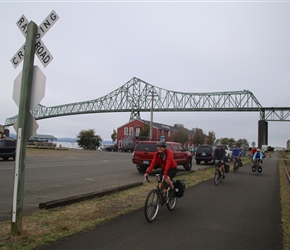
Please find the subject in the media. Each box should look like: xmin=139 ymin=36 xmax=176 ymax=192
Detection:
xmin=221 ymin=144 xmax=233 ymax=161
xmin=261 ymin=145 xmax=268 ymax=152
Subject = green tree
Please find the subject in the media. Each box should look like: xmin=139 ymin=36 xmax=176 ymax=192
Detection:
xmin=192 ymin=128 xmax=206 ymax=146
xmin=228 ymin=138 xmax=236 ymax=147
xmin=236 ymin=138 xmax=249 ymax=148
xmin=220 ymin=137 xmax=230 ymax=145
xmin=77 ymin=129 xmax=102 ymax=150
xmin=111 ymin=129 xmax=117 ymax=143
xmin=173 ymin=127 xmax=189 ymax=145
xmin=251 ymin=141 xmax=256 ymax=148
xmin=207 ymin=131 xmax=216 ymax=145
xmin=139 ymin=124 xmax=150 ymax=140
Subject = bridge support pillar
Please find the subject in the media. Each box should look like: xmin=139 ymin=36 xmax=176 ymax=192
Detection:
xmin=258 ymin=120 xmax=268 ymax=148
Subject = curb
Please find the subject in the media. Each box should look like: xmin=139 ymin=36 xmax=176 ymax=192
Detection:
xmin=39 ymin=182 xmax=143 ymax=209
xmin=38 ymin=167 xmax=213 ymax=210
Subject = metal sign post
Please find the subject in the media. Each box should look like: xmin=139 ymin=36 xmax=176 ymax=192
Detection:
xmin=11 ymin=21 xmax=37 ymax=236
xmin=10 ymin=10 xmax=59 ymax=236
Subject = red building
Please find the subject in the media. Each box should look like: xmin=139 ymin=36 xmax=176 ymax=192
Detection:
xmin=116 ymin=119 xmax=194 ymax=149
xmin=0 ymin=126 xmax=9 ymax=139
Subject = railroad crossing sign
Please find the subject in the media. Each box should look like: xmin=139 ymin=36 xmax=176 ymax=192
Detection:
xmin=13 ymin=65 xmax=46 ymax=110
xmin=12 ymin=66 xmax=45 ymax=138
xmin=13 ymin=114 xmax=39 ymax=140
xmin=11 ymin=10 xmax=59 ymax=68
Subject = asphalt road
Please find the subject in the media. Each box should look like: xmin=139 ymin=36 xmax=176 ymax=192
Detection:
xmin=0 ymin=149 xmax=198 ymax=222
xmin=39 ymin=153 xmax=283 ymax=250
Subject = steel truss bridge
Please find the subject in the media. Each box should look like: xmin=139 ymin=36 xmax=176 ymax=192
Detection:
xmin=4 ymin=77 xmax=290 ymax=126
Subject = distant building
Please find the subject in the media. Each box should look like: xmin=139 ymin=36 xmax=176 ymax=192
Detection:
xmin=0 ymin=125 xmax=10 ymax=139
xmin=116 ymin=119 xmax=194 ymax=149
xmin=0 ymin=125 xmax=4 ymax=139
xmin=287 ymin=139 xmax=290 ymax=150
xmin=28 ymin=134 xmax=57 ymax=149
xmin=29 ymin=134 xmax=57 ymax=142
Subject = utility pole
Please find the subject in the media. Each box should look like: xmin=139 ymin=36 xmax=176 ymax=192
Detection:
xmin=149 ymin=90 xmax=158 ymax=141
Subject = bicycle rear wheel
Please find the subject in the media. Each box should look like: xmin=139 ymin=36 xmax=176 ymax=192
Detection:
xmin=233 ymin=162 xmax=239 ymax=173
xmin=255 ymin=164 xmax=259 ymax=176
xmin=144 ymin=189 xmax=160 ymax=222
xmin=256 ymin=165 xmax=261 ymax=175
xmin=166 ymin=189 xmax=177 ymax=211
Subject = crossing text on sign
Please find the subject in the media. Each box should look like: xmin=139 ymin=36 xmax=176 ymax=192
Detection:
xmin=11 ymin=41 xmax=53 ymax=68
xmin=11 ymin=10 xmax=59 ymax=68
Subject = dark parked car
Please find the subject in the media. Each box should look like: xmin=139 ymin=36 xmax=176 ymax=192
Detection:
xmin=120 ymin=143 xmax=135 ymax=152
xmin=105 ymin=145 xmax=118 ymax=152
xmin=0 ymin=138 xmax=16 ymax=161
xmin=195 ymin=145 xmax=215 ymax=165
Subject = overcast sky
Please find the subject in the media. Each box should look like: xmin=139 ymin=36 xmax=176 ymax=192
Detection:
xmin=0 ymin=0 xmax=289 ymax=147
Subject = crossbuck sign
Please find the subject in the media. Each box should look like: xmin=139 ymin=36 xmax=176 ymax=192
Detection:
xmin=11 ymin=10 xmax=59 ymax=68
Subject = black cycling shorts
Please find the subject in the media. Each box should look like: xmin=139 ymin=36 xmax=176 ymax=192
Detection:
xmin=254 ymin=158 xmax=263 ymax=163
xmin=160 ymin=168 xmax=177 ymax=180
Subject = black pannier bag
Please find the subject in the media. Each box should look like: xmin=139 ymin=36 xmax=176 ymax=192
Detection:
xmin=224 ymin=163 xmax=230 ymax=173
xmin=174 ymin=179 xmax=186 ymax=198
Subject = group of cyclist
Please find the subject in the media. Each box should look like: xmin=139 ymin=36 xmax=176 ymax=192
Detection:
xmin=144 ymin=141 xmax=264 ymax=194
xmin=213 ymin=144 xmax=264 ymax=178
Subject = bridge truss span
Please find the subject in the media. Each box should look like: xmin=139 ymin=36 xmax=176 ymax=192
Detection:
xmin=5 ymin=77 xmax=287 ymax=127
xmin=262 ymin=108 xmax=290 ymax=121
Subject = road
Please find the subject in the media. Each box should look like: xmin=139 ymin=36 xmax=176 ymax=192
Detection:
xmin=0 ymin=149 xmax=197 ymax=222
xmin=39 ymin=153 xmax=283 ymax=250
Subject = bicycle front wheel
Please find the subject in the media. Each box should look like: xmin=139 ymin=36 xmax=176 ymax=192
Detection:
xmin=214 ymin=171 xmax=220 ymax=185
xmin=144 ymin=189 xmax=160 ymax=222
xmin=234 ymin=162 xmax=239 ymax=173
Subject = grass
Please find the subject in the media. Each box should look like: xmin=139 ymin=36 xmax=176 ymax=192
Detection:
xmin=0 ymin=155 xmax=289 ymax=250
xmin=279 ymin=151 xmax=290 ymax=249
xmin=0 ymin=164 xmax=215 ymax=250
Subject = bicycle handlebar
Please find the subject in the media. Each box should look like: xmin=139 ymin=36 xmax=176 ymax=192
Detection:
xmin=145 ymin=175 xmax=151 ymax=183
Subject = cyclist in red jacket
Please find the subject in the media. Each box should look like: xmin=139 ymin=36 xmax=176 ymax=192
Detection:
xmin=251 ymin=147 xmax=257 ymax=158
xmin=144 ymin=141 xmax=177 ymax=194
xmin=251 ymin=147 xmax=257 ymax=166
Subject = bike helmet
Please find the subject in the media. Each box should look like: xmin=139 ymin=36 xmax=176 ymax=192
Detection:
xmin=156 ymin=141 xmax=167 ymax=147
xmin=216 ymin=143 xmax=222 ymax=147
xmin=257 ymin=148 xmax=260 ymax=151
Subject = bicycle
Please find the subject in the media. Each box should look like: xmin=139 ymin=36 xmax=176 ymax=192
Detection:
xmin=252 ymin=159 xmax=262 ymax=176
xmin=233 ymin=156 xmax=241 ymax=174
xmin=144 ymin=174 xmax=177 ymax=223
xmin=214 ymin=160 xmax=224 ymax=185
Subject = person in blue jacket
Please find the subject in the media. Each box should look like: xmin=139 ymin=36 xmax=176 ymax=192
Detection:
xmin=252 ymin=148 xmax=263 ymax=168
xmin=232 ymin=145 xmax=241 ymax=170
